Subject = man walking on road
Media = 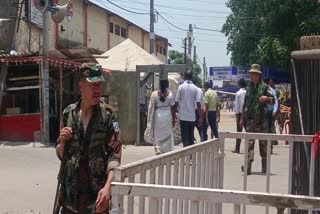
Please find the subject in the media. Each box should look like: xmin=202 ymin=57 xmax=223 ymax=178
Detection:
xmin=240 ymin=64 xmax=274 ymax=175
xmin=55 ymin=63 xmax=122 ymax=214
xmin=174 ymin=71 xmax=202 ymax=147
xmin=203 ymin=82 xmax=219 ymax=141
xmin=232 ymin=78 xmax=247 ymax=153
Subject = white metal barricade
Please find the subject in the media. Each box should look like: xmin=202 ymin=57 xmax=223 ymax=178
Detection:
xmin=112 ymin=138 xmax=224 ymax=214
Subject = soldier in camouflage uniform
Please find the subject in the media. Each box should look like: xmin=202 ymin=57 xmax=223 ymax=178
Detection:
xmin=240 ymin=64 xmax=274 ymax=175
xmin=55 ymin=63 xmax=121 ymax=214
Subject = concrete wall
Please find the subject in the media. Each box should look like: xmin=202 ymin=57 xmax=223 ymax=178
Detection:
xmin=143 ymin=33 xmax=151 ymax=54
xmin=56 ymin=0 xmax=85 ymax=48
xmin=0 ymin=0 xmax=19 ymax=52
xmin=87 ymin=4 xmax=108 ymax=51
xmin=128 ymin=25 xmax=143 ymax=47
xmin=104 ymin=71 xmax=137 ymax=145
xmin=155 ymin=40 xmax=168 ymax=63
xmin=109 ymin=16 xmax=127 ymax=49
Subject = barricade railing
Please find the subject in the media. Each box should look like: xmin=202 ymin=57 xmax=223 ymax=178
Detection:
xmin=110 ymin=182 xmax=320 ymax=214
xmin=219 ymin=132 xmax=315 ymax=214
xmin=112 ymin=138 xmax=224 ymax=214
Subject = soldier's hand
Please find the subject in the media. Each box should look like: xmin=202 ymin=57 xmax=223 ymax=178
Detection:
xmin=59 ymin=127 xmax=73 ymax=144
xmin=95 ymin=186 xmax=111 ymax=213
xmin=239 ymin=119 xmax=244 ymax=130
xmin=259 ymin=96 xmax=269 ymax=103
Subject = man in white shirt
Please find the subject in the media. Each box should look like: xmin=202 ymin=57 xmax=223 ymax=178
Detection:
xmin=232 ymin=78 xmax=247 ymax=153
xmin=174 ymin=71 xmax=202 ymax=147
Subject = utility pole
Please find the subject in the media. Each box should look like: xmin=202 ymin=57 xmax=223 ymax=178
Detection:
xmin=183 ymin=38 xmax=187 ymax=64
xmin=193 ymin=46 xmax=197 ymax=64
xmin=42 ymin=8 xmax=50 ymax=143
xmin=187 ymin=24 xmax=193 ymax=59
xmin=203 ymin=57 xmax=207 ymax=83
xmin=150 ymin=0 xmax=155 ymax=54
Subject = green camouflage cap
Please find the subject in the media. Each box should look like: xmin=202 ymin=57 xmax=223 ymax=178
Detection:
xmin=249 ymin=64 xmax=262 ymax=74
xmin=80 ymin=63 xmax=105 ymax=82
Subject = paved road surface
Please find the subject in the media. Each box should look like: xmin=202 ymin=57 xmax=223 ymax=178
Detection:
xmin=0 ymin=111 xmax=290 ymax=214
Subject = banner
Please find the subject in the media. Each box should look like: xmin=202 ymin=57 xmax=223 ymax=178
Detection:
xmin=30 ymin=0 xmax=43 ymax=28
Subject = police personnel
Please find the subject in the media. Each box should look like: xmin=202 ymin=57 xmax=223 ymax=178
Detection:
xmin=55 ymin=63 xmax=121 ymax=214
xmin=240 ymin=64 xmax=274 ymax=175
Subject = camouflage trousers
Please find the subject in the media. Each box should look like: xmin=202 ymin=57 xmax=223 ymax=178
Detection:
xmin=246 ymin=118 xmax=268 ymax=162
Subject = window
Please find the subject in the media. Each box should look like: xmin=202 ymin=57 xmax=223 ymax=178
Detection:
xmin=163 ymin=48 xmax=167 ymax=56
xmin=110 ymin=22 xmax=114 ymax=34
xmin=160 ymin=47 xmax=163 ymax=55
xmin=121 ymin=27 xmax=127 ymax=38
xmin=115 ymin=25 xmax=120 ymax=36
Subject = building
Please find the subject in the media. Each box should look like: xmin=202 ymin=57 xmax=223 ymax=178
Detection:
xmin=0 ymin=0 xmax=169 ymax=142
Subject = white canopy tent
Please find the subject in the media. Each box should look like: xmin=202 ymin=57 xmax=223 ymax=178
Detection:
xmin=96 ymin=39 xmax=163 ymax=72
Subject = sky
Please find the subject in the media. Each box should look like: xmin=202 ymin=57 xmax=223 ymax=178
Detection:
xmin=94 ymin=0 xmax=231 ymax=68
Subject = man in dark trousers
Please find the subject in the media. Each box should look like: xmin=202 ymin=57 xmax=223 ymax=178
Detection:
xmin=174 ymin=71 xmax=202 ymax=147
xmin=203 ymin=82 xmax=219 ymax=140
xmin=232 ymin=78 xmax=247 ymax=153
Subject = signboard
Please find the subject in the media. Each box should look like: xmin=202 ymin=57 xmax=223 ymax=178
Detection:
xmin=30 ymin=0 xmax=43 ymax=28
xmin=209 ymin=66 xmax=233 ymax=80
xmin=236 ymin=68 xmax=250 ymax=81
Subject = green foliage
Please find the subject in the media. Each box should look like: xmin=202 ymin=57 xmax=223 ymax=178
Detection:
xmin=168 ymin=50 xmax=203 ymax=86
xmin=222 ymin=0 xmax=320 ymax=70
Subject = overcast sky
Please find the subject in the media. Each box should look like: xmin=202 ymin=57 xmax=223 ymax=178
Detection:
xmin=97 ymin=0 xmax=231 ymax=67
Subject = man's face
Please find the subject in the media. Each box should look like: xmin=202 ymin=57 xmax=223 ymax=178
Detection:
xmin=79 ymin=80 xmax=103 ymax=106
xmin=269 ymin=79 xmax=275 ymax=87
xmin=250 ymin=72 xmax=261 ymax=84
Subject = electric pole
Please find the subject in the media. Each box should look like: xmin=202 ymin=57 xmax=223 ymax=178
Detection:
xmin=183 ymin=38 xmax=187 ymax=64
xmin=150 ymin=0 xmax=155 ymax=54
xmin=42 ymin=7 xmax=50 ymax=143
xmin=203 ymin=57 xmax=207 ymax=83
xmin=193 ymin=46 xmax=197 ymax=64
xmin=187 ymin=24 xmax=193 ymax=59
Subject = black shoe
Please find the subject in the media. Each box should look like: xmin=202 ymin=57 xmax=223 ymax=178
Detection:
xmin=232 ymin=150 xmax=240 ymax=154
xmin=241 ymin=162 xmax=252 ymax=175
xmin=261 ymin=159 xmax=267 ymax=174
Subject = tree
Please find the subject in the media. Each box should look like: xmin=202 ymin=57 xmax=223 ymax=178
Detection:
xmin=168 ymin=50 xmax=203 ymax=86
xmin=222 ymin=0 xmax=320 ymax=70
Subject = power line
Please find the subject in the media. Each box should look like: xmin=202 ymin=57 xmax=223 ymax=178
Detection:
xmin=115 ymin=0 xmax=230 ymax=14
xmin=156 ymin=11 xmax=188 ymax=31
xmin=194 ymin=26 xmax=221 ymax=32
xmin=105 ymin=0 xmax=149 ymax=15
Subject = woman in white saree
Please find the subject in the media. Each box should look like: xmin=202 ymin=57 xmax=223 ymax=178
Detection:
xmin=144 ymin=80 xmax=175 ymax=155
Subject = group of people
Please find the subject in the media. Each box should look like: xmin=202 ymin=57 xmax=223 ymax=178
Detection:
xmin=233 ymin=64 xmax=280 ymax=175
xmin=144 ymin=71 xmax=220 ymax=154
xmin=53 ymin=62 xmax=283 ymax=213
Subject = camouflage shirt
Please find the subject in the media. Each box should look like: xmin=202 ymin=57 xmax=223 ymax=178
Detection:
xmin=243 ymin=81 xmax=274 ymax=123
xmin=57 ymin=100 xmax=121 ymax=212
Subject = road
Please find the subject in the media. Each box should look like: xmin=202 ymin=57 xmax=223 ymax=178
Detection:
xmin=0 ymin=111 xmax=290 ymax=214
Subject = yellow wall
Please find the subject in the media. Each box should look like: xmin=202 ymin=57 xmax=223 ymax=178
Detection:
xmin=109 ymin=16 xmax=127 ymax=49
xmin=13 ymin=0 xmax=168 ymax=59
xmin=128 ymin=25 xmax=142 ymax=47
xmin=143 ymin=33 xmax=151 ymax=54
xmin=155 ymin=40 xmax=168 ymax=63
xmin=87 ymin=5 xmax=108 ymax=51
